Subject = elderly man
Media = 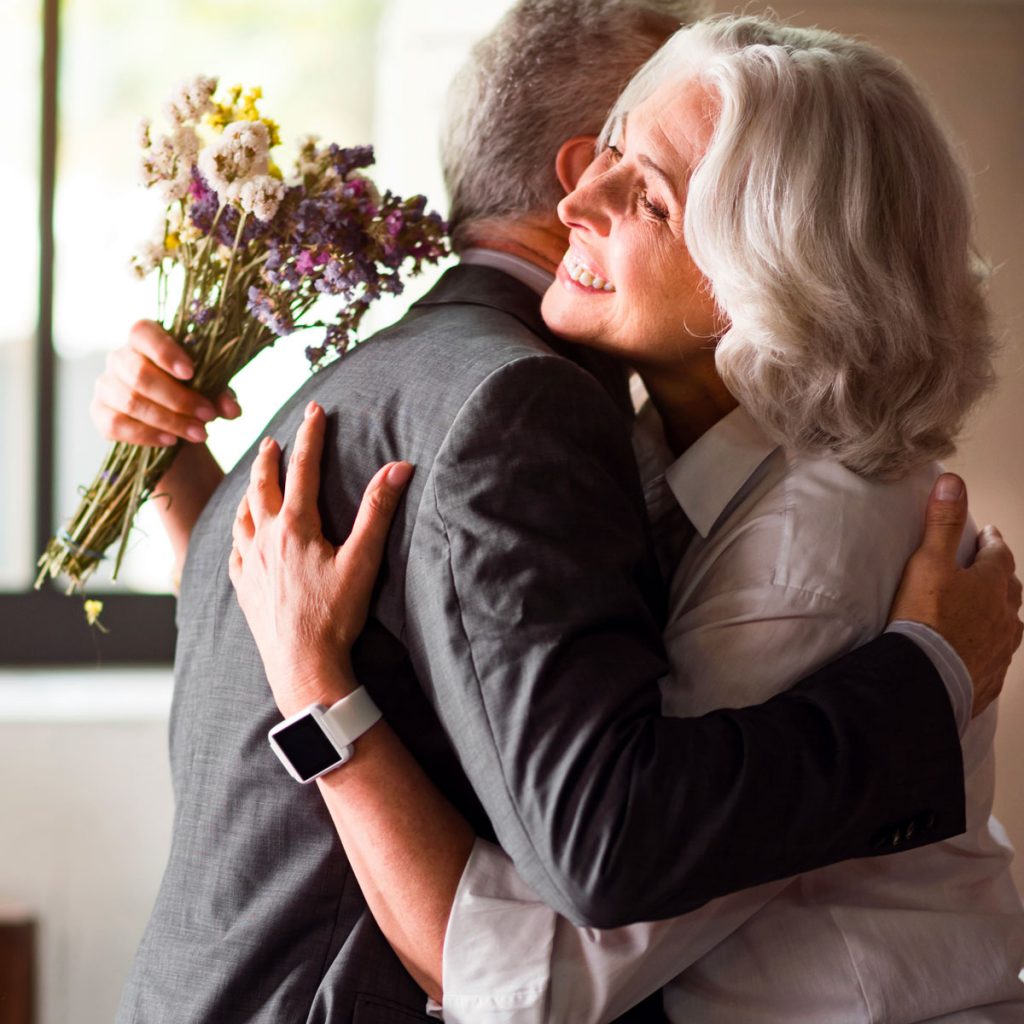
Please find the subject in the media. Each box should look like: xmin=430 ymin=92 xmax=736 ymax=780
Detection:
xmin=109 ymin=2 xmax=1020 ymax=1022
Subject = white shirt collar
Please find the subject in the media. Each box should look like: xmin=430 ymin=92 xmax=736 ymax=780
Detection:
xmin=664 ymin=405 xmax=779 ymax=538
xmin=459 ymin=248 xmax=554 ymax=297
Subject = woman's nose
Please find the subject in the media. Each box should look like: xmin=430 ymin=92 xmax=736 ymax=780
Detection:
xmin=557 ymin=177 xmax=614 ymax=237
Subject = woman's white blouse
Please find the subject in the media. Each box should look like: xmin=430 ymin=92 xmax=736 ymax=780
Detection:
xmin=431 ymin=404 xmax=1024 ymax=1024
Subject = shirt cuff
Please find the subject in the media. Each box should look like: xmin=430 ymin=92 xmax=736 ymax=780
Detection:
xmin=436 ymin=838 xmax=556 ymax=1024
xmin=885 ymin=620 xmax=971 ymax=737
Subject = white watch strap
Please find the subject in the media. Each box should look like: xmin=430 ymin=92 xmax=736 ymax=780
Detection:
xmin=321 ymin=686 xmax=382 ymax=748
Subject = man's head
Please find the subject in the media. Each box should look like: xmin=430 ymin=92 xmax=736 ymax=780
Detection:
xmin=440 ymin=0 xmax=712 ymax=250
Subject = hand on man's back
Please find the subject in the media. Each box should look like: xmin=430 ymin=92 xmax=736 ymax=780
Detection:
xmin=890 ymin=473 xmax=1024 ymax=717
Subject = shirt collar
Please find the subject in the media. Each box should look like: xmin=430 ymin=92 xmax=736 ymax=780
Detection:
xmin=664 ymin=405 xmax=779 ymax=538
xmin=460 ymin=248 xmax=554 ymax=296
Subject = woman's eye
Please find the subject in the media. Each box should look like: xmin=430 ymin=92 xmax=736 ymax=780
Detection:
xmin=605 ymin=144 xmax=623 ymax=161
xmin=640 ymin=192 xmax=670 ymax=221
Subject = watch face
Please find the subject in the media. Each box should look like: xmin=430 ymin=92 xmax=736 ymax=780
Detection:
xmin=271 ymin=714 xmax=342 ymax=782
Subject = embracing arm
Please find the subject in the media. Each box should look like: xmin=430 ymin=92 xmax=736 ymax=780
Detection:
xmin=228 ymin=404 xmax=755 ymax=1011
xmin=401 ymin=356 xmax=1019 ymax=927
xmin=228 ymin=408 xmax=782 ymax=1014
xmin=229 ymin=383 xmax=1020 ymax=1010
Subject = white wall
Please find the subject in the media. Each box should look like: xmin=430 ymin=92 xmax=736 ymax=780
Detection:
xmin=0 ymin=673 xmax=173 ymax=1024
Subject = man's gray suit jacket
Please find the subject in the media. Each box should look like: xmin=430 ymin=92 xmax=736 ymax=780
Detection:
xmin=116 ymin=264 xmax=965 ymax=1023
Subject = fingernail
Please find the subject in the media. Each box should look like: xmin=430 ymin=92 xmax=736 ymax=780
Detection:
xmin=196 ymin=406 xmax=216 ymax=422
xmin=935 ymin=475 xmax=963 ymax=501
xmin=260 ymin=436 xmax=273 ymax=451
xmin=187 ymin=425 xmax=207 ymax=443
xmin=158 ymin=433 xmax=177 ymax=447
xmin=386 ymin=462 xmax=413 ymax=489
xmin=305 ymin=401 xmax=319 ymax=419
xmin=174 ymin=361 xmax=193 ymax=379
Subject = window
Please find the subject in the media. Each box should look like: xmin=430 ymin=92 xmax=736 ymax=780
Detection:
xmin=2 ymin=0 xmax=513 ymax=664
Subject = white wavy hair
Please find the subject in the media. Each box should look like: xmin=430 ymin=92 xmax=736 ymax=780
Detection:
xmin=441 ymin=0 xmax=713 ymax=250
xmin=603 ymin=15 xmax=996 ymax=478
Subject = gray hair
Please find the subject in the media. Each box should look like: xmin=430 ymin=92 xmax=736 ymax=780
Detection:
xmin=441 ymin=0 xmax=713 ymax=249
xmin=605 ymin=15 xmax=996 ymax=478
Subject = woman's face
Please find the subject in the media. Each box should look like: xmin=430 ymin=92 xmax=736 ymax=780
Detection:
xmin=542 ymin=78 xmax=724 ymax=369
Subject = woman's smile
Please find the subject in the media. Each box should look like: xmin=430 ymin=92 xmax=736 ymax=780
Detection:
xmin=558 ymin=247 xmax=616 ymax=292
xmin=541 ymin=76 xmax=722 ymax=370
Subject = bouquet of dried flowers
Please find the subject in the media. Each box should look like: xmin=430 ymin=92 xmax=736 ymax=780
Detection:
xmin=35 ymin=76 xmax=448 ymax=600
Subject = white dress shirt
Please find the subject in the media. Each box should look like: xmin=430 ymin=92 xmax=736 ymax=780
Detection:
xmin=433 ymin=398 xmax=1024 ymax=1024
xmin=457 ymin=248 xmax=973 ymax=723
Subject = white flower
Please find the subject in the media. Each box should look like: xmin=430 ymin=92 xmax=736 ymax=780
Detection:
xmin=167 ymin=203 xmax=183 ymax=232
xmin=138 ymin=125 xmax=200 ymax=201
xmin=163 ymin=100 xmax=184 ymax=127
xmin=238 ymin=175 xmax=286 ymax=223
xmin=129 ymin=239 xmax=169 ymax=279
xmin=165 ymin=74 xmax=218 ymax=126
xmin=178 ymin=222 xmax=202 ymax=245
xmin=197 ymin=120 xmax=271 ymax=205
xmin=138 ymin=135 xmax=175 ymax=187
xmin=294 ymin=134 xmax=323 ymax=180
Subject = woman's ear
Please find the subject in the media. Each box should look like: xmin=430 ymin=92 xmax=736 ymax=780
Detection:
xmin=555 ymin=135 xmax=599 ymax=193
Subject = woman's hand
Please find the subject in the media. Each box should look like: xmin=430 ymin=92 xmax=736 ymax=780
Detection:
xmin=91 ymin=320 xmax=238 ymax=578
xmin=91 ymin=319 xmax=241 ymax=448
xmin=228 ymin=400 xmax=413 ymax=718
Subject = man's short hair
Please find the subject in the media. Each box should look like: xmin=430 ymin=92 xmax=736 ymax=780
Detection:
xmin=441 ymin=0 xmax=712 ymax=249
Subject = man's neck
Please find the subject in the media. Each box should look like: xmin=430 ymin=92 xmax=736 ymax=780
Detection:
xmin=459 ymin=216 xmax=568 ymax=275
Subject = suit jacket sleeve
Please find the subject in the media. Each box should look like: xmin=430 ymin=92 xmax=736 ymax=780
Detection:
xmin=402 ymin=353 xmax=966 ymax=929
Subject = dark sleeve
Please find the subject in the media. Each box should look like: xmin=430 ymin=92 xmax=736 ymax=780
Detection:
xmin=402 ymin=354 xmax=966 ymax=929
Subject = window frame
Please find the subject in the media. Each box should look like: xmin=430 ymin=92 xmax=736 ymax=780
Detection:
xmin=4 ymin=0 xmax=176 ymax=666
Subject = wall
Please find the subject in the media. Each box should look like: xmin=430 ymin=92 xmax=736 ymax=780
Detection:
xmin=0 ymin=673 xmax=173 ymax=1024
xmin=727 ymin=0 xmax=1024 ymax=894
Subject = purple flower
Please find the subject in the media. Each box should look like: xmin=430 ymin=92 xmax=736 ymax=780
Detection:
xmin=343 ymin=178 xmax=367 ymax=199
xmin=328 ymin=144 xmax=375 ymax=179
xmin=189 ymin=299 xmax=215 ymax=326
xmin=187 ymin=170 xmax=220 ymax=236
xmin=247 ymin=286 xmax=294 ymax=336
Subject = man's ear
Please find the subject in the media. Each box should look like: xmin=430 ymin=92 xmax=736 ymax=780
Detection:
xmin=555 ymin=135 xmax=599 ymax=193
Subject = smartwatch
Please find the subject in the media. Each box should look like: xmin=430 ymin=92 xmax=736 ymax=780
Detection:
xmin=268 ymin=686 xmax=382 ymax=784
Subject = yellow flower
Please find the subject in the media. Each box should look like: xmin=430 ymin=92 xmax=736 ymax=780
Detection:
xmin=83 ymin=599 xmax=108 ymax=632
xmin=165 ymin=232 xmax=180 ymax=251
xmin=202 ymin=83 xmax=280 ymax=147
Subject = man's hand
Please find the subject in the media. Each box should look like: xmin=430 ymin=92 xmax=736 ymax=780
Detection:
xmin=890 ymin=473 xmax=1023 ymax=717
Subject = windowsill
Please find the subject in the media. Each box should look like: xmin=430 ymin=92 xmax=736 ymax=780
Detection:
xmin=0 ymin=668 xmax=172 ymax=722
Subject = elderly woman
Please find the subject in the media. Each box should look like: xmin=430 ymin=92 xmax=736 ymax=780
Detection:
xmin=226 ymin=16 xmax=1024 ymax=1021
xmin=105 ymin=13 xmax=1024 ymax=1022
